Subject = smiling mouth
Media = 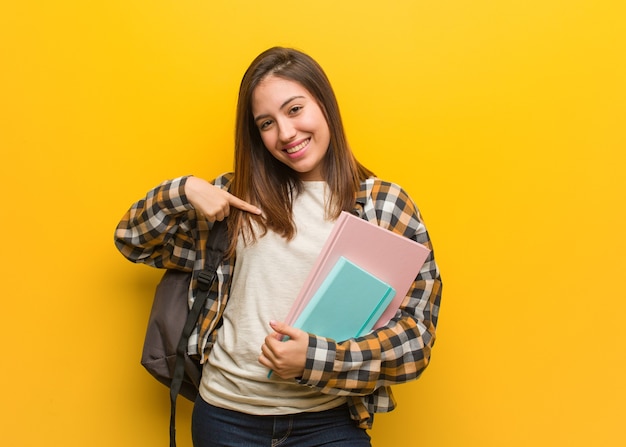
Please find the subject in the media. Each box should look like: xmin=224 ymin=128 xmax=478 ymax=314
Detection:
xmin=284 ymin=138 xmax=310 ymax=154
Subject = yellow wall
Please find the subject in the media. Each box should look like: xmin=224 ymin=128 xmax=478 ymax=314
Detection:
xmin=1 ymin=1 xmax=624 ymax=446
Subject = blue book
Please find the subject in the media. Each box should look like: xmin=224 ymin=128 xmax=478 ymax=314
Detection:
xmin=292 ymin=257 xmax=396 ymax=342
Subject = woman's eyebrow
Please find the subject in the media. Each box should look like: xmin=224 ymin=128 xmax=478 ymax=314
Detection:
xmin=280 ymin=95 xmax=305 ymax=110
xmin=254 ymin=96 xmax=306 ymax=122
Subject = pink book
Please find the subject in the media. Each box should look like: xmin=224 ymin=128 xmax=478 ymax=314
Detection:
xmin=285 ymin=211 xmax=431 ymax=330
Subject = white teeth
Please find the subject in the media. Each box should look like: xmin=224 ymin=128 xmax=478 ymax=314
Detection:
xmin=285 ymin=139 xmax=309 ymax=154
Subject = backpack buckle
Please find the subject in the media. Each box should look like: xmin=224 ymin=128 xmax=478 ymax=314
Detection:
xmin=197 ymin=271 xmax=215 ymax=291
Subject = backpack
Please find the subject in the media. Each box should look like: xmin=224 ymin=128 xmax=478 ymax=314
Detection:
xmin=140 ymin=218 xmax=228 ymax=447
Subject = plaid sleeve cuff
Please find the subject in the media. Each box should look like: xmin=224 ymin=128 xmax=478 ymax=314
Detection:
xmin=156 ymin=175 xmax=195 ymax=213
xmin=297 ymin=335 xmax=337 ymax=386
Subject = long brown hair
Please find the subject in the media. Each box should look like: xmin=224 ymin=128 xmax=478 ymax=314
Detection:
xmin=228 ymin=47 xmax=374 ymax=256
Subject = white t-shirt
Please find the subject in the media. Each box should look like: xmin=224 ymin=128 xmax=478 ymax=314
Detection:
xmin=201 ymin=182 xmax=347 ymax=414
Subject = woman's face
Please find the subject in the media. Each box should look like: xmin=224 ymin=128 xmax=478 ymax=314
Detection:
xmin=251 ymin=75 xmax=331 ymax=181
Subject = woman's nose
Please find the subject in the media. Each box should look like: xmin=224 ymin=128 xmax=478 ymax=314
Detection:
xmin=278 ymin=121 xmax=297 ymax=142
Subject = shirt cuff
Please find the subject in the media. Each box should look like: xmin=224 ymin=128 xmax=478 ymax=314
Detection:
xmin=158 ymin=175 xmax=195 ymax=213
xmin=297 ymin=334 xmax=337 ymax=387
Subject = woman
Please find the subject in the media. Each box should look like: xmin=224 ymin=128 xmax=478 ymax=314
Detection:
xmin=115 ymin=47 xmax=442 ymax=447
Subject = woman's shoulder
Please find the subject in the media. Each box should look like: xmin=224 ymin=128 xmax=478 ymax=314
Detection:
xmin=358 ymin=177 xmax=424 ymax=235
xmin=359 ymin=176 xmax=414 ymax=204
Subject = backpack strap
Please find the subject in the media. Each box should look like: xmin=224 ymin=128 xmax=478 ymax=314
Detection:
xmin=169 ymin=219 xmax=229 ymax=447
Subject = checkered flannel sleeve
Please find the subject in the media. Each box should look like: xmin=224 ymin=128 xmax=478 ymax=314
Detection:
xmin=297 ymin=180 xmax=442 ymax=397
xmin=114 ymin=176 xmax=198 ymax=270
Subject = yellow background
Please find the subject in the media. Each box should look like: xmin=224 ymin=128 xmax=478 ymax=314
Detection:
xmin=1 ymin=1 xmax=624 ymax=446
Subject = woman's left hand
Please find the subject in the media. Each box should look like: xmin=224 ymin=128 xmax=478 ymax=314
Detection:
xmin=259 ymin=320 xmax=308 ymax=379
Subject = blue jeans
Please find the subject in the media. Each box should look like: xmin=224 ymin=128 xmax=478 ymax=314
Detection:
xmin=192 ymin=397 xmax=372 ymax=447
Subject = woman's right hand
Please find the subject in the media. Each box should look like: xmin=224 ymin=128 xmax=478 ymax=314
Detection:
xmin=184 ymin=176 xmax=262 ymax=221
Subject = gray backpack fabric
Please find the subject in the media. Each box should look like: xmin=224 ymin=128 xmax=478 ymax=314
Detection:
xmin=140 ymin=219 xmax=228 ymax=447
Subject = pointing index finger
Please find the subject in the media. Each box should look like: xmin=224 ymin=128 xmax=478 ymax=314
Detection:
xmin=227 ymin=193 xmax=262 ymax=215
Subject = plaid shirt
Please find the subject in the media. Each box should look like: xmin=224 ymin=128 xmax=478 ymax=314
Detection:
xmin=115 ymin=173 xmax=442 ymax=429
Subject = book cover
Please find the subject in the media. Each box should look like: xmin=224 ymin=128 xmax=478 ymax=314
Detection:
xmin=292 ymin=257 xmax=396 ymax=341
xmin=285 ymin=211 xmax=431 ymax=329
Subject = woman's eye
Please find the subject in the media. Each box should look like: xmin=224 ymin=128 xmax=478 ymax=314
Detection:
xmin=259 ymin=120 xmax=272 ymax=130
xmin=289 ymin=105 xmax=303 ymax=114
